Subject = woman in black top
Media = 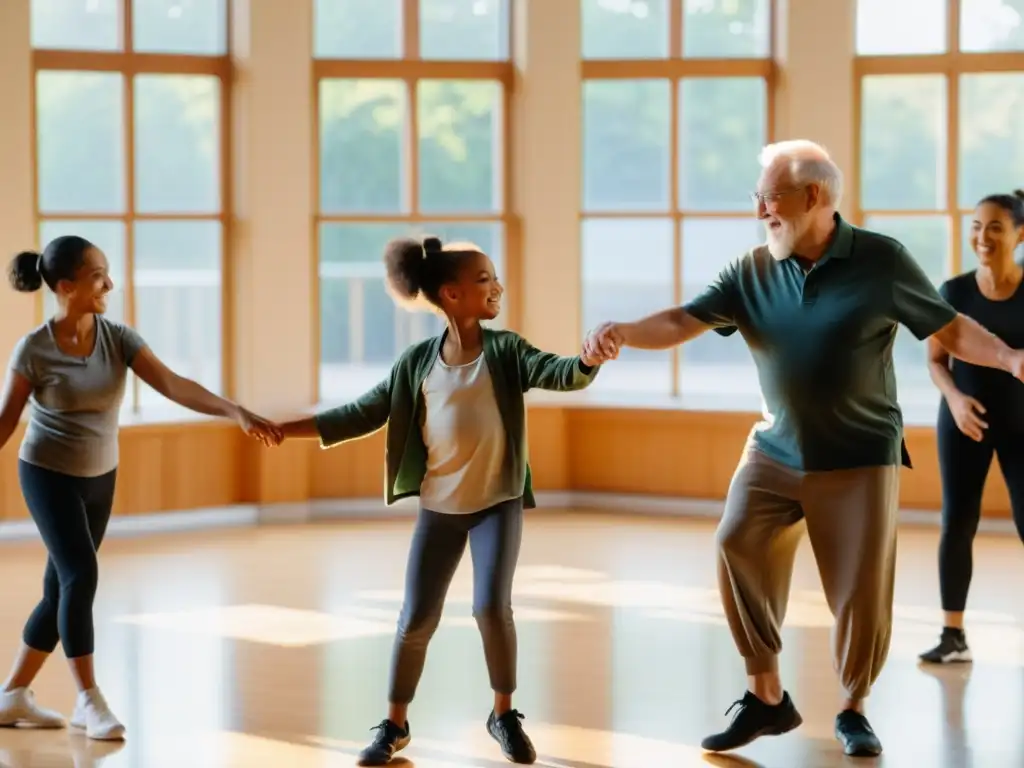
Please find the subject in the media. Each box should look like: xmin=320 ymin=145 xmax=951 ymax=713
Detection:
xmin=919 ymin=190 xmax=1024 ymax=664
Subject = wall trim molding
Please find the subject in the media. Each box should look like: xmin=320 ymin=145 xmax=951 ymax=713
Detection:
xmin=0 ymin=506 xmax=260 ymax=544
xmin=0 ymin=491 xmax=1015 ymax=545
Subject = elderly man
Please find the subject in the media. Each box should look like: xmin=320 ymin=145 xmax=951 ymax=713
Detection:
xmin=585 ymin=139 xmax=1024 ymax=758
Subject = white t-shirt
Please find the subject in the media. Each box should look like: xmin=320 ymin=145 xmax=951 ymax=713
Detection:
xmin=418 ymin=351 xmax=513 ymax=514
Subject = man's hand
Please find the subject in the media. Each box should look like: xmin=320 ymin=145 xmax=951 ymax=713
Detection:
xmin=583 ymin=322 xmax=623 ymax=365
xmin=1008 ymin=349 xmax=1024 ymax=383
xmin=934 ymin=314 xmax=1024 ymax=381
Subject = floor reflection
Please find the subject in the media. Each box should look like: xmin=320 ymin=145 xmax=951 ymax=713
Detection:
xmin=113 ymin=603 xmax=591 ymax=647
xmin=0 ymin=731 xmax=125 ymax=768
xmin=0 ymin=512 xmax=1018 ymax=767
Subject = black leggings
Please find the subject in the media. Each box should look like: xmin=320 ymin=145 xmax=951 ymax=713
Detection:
xmin=937 ymin=406 xmax=1024 ymax=612
xmin=388 ymin=497 xmax=523 ymax=704
xmin=19 ymin=461 xmax=117 ymax=659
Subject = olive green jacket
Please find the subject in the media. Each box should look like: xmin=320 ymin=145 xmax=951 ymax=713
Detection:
xmin=314 ymin=328 xmax=599 ymax=508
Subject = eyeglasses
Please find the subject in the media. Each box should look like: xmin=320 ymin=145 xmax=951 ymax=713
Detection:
xmin=750 ymin=185 xmax=809 ymax=204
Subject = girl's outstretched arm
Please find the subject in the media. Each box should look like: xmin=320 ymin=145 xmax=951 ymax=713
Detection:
xmin=280 ymin=378 xmax=392 ymax=447
xmin=515 ymin=335 xmax=600 ymax=392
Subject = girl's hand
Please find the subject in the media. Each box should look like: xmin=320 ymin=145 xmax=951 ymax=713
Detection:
xmin=580 ymin=347 xmax=602 ymax=368
xmin=581 ymin=322 xmax=621 ymax=366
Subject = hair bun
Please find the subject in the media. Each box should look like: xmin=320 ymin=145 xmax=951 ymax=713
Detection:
xmin=383 ymin=236 xmax=428 ymax=302
xmin=7 ymin=250 xmax=43 ymax=293
xmin=1013 ymin=189 xmax=1024 ymax=200
xmin=422 ymin=236 xmax=443 ymax=254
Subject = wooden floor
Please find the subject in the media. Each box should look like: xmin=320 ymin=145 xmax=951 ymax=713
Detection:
xmin=0 ymin=511 xmax=1021 ymax=768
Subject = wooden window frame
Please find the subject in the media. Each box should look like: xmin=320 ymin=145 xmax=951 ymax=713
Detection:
xmin=30 ymin=0 xmax=234 ymax=409
xmin=311 ymin=0 xmax=516 ymax=404
xmin=579 ymin=0 xmax=777 ymax=398
xmin=852 ymin=0 xmax=1024 ymax=276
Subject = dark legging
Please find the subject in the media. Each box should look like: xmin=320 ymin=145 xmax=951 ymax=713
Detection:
xmin=937 ymin=406 xmax=1024 ymax=612
xmin=19 ymin=460 xmax=117 ymax=659
xmin=388 ymin=497 xmax=523 ymax=704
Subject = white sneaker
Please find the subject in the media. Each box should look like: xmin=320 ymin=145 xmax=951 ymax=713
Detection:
xmin=0 ymin=686 xmax=66 ymax=728
xmin=70 ymin=688 xmax=125 ymax=741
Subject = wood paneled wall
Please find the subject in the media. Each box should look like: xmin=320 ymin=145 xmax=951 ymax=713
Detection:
xmin=563 ymin=409 xmax=1011 ymax=517
xmin=0 ymin=407 xmax=1010 ymax=520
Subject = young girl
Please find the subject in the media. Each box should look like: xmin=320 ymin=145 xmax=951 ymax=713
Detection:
xmin=0 ymin=235 xmax=279 ymax=740
xmin=276 ymin=235 xmax=603 ymax=765
xmin=920 ymin=191 xmax=1024 ymax=664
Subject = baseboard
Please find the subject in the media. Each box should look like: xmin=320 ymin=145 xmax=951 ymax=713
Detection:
xmin=566 ymin=492 xmax=1019 ymax=535
xmin=261 ymin=491 xmax=1020 ymax=536
xmin=0 ymin=506 xmax=261 ymax=544
xmin=286 ymin=492 xmax=577 ymax=521
xmin=567 ymin=492 xmax=725 ymax=518
xmin=0 ymin=490 xmax=1014 ymax=545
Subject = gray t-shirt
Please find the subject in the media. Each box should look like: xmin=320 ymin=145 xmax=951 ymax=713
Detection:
xmin=10 ymin=316 xmax=147 ymax=478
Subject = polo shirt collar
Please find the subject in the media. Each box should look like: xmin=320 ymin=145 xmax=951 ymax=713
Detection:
xmin=791 ymin=212 xmax=853 ymax=266
xmin=824 ymin=213 xmax=854 ymax=260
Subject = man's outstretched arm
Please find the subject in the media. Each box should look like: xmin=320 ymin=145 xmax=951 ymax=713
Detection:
xmin=605 ymin=309 xmax=712 ymax=348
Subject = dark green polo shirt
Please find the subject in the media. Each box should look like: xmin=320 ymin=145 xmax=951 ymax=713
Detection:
xmin=684 ymin=214 xmax=958 ymax=471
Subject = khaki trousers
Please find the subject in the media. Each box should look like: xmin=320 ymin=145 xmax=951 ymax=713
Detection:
xmin=715 ymin=445 xmax=900 ymax=700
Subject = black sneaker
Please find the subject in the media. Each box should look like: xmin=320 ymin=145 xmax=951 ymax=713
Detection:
xmin=701 ymin=691 xmax=802 ymax=752
xmin=835 ymin=709 xmax=882 ymax=757
xmin=919 ymin=627 xmax=971 ymax=664
xmin=357 ymin=719 xmax=411 ymax=766
xmin=487 ymin=709 xmax=537 ymax=764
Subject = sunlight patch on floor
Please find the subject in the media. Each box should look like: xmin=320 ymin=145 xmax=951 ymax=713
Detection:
xmin=114 ymin=604 xmax=395 ymax=647
xmin=113 ymin=564 xmax=1024 ymax=665
xmin=209 ymin=731 xmax=356 ymax=768
xmin=113 ymin=602 xmax=588 ymax=647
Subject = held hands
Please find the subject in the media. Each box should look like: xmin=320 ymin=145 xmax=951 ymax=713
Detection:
xmin=949 ymin=392 xmax=987 ymax=442
xmin=581 ymin=322 xmax=624 ymax=366
xmin=235 ymin=406 xmax=284 ymax=447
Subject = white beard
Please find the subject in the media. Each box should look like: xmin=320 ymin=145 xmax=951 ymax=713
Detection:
xmin=765 ymin=217 xmax=809 ymax=261
xmin=765 ymin=228 xmax=794 ymax=261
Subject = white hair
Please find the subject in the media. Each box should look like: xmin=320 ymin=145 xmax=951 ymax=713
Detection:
xmin=758 ymin=139 xmax=844 ymax=208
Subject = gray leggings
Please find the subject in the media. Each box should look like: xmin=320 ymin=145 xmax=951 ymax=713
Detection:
xmin=388 ymin=497 xmax=523 ymax=704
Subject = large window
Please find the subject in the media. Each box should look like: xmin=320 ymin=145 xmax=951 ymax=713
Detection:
xmin=856 ymin=0 xmax=1024 ymax=423
xmin=580 ymin=0 xmax=772 ymax=409
xmin=314 ymin=0 xmax=512 ymax=402
xmin=31 ymin=0 xmax=228 ymax=416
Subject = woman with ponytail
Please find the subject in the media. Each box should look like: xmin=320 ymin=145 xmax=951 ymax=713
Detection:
xmin=920 ymin=191 xmax=1024 ymax=665
xmin=0 ymin=236 xmax=279 ymax=739
xmin=275 ymin=236 xmax=607 ymax=765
